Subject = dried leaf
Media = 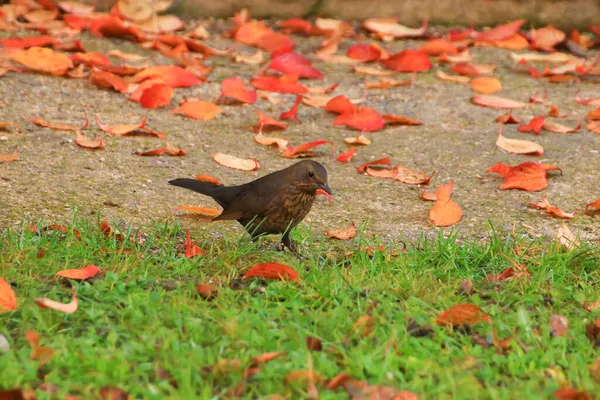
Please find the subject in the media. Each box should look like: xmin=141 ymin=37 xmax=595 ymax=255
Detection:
xmin=0 ymin=277 xmax=17 ymax=313
xmin=366 ymin=75 xmax=414 ymax=89
xmin=471 ymin=77 xmax=502 ymax=94
xmin=382 ymin=114 xmax=423 ymax=126
xmin=475 ymin=19 xmax=525 ymax=42
xmin=429 ymin=180 xmax=462 ymax=227
xmin=436 ymin=69 xmax=470 ymax=84
xmin=196 ymin=283 xmax=217 ymax=300
xmin=10 ymin=46 xmax=73 ymax=75
xmin=529 ymin=195 xmax=577 ymax=219
xmin=585 ymin=199 xmax=600 ymax=215
xmin=347 ymin=43 xmax=387 ymax=62
xmin=91 ymin=69 xmax=129 ymax=93
xmin=30 ymin=113 xmax=89 ymax=131
xmin=35 ymin=288 xmax=78 ymax=314
xmin=472 ymin=94 xmax=527 ymax=109
xmin=436 ymin=304 xmax=492 ymax=327
xmin=344 ymin=135 xmax=371 ymax=145
xmin=352 ymin=315 xmax=375 ymax=337
xmin=325 ymin=95 xmax=357 ymax=114
xmin=279 ymin=95 xmax=302 ymax=122
xmin=518 ymin=116 xmax=546 ymax=134
xmin=99 ymin=387 xmax=130 ymax=400
xmin=268 ymin=52 xmax=322 ymax=79
xmin=254 ymin=132 xmax=288 ymax=150
xmin=75 ymin=131 xmax=104 ymax=149
xmin=486 ymin=162 xmax=561 ymax=191
xmin=54 ymin=265 xmax=104 ymax=281
xmin=357 ymin=156 xmax=390 ymax=174
xmin=251 ymin=74 xmax=307 ymax=94
xmin=496 ymin=123 xmax=543 ymax=155
xmin=496 ymin=112 xmax=521 ymax=124
xmin=0 ymin=149 xmax=19 ymax=163
xmin=550 ymin=314 xmax=569 ymax=337
xmin=139 ymin=83 xmax=174 ymax=109
xmin=420 ymin=38 xmax=458 ymax=56
xmin=254 ymin=110 xmax=287 ymax=132
xmin=363 ymin=18 xmax=427 ymax=39
xmin=95 ymin=115 xmax=150 ymax=136
xmin=171 ymin=100 xmax=223 ymax=120
xmin=242 ymin=263 xmax=300 ymax=282
xmin=554 ymin=387 xmax=593 ymax=400
xmin=542 ymin=119 xmax=581 ymax=134
xmin=251 ymin=351 xmax=287 ymax=366
xmin=282 ymin=140 xmax=334 ymax=158
xmin=133 ymin=65 xmax=202 ymax=88
xmin=325 ymin=222 xmax=356 ymax=240
xmin=212 ymin=153 xmax=259 ymax=171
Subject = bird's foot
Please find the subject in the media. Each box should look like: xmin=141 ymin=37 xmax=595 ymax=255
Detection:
xmin=281 ymin=234 xmax=305 ymax=260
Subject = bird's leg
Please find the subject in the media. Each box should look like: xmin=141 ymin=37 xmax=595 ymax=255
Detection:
xmin=282 ymin=232 xmax=304 ymax=259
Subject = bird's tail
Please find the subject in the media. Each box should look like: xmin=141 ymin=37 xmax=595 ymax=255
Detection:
xmin=168 ymin=178 xmax=237 ymax=209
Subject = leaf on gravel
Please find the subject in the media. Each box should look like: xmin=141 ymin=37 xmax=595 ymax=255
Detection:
xmin=91 ymin=69 xmax=129 ymax=93
xmin=0 ymin=148 xmax=19 ymax=163
xmin=71 ymin=51 xmax=112 ymax=68
xmin=233 ymin=50 xmax=264 ymax=65
xmin=95 ymin=115 xmax=149 ymax=136
xmin=218 ymin=77 xmax=257 ymax=105
xmin=436 ymin=304 xmax=492 ymax=327
xmin=436 ymin=69 xmax=470 ymax=84
xmin=496 ymin=112 xmax=521 ymax=124
xmin=518 ymin=116 xmax=546 ymax=134
xmin=30 ymin=113 xmax=89 ymax=131
xmin=282 ymin=140 xmax=334 ymax=158
xmin=420 ymin=38 xmax=458 ymax=55
xmin=334 ymin=107 xmax=385 ymax=132
xmin=354 ymin=65 xmax=395 ymax=76
xmin=357 ymin=156 xmax=391 ymax=174
xmin=254 ymin=132 xmax=289 ymax=150
xmin=471 ymin=77 xmax=502 ymax=94
xmin=346 ymin=43 xmax=388 ymax=62
xmin=325 ymin=222 xmax=356 ymax=240
xmin=251 ymin=74 xmax=307 ymax=94
xmin=585 ymin=199 xmax=600 ymax=215
xmin=242 ymin=262 xmax=300 ymax=282
xmin=382 ymin=114 xmax=423 ymax=126
xmin=344 ymin=135 xmax=371 ymax=145
xmin=133 ymin=65 xmax=203 ymax=88
xmin=75 ymin=131 xmax=104 ymax=149
xmin=1 ymin=36 xmax=56 ymax=49
xmin=54 ymin=265 xmax=104 ymax=281
xmin=363 ymin=18 xmax=428 ymax=39
xmin=10 ymin=46 xmax=73 ymax=75
xmin=550 ymin=314 xmax=569 ymax=337
xmin=173 ymin=206 xmax=221 ymax=218
xmin=140 ymin=83 xmax=174 ymax=109
xmin=212 ymin=153 xmax=259 ymax=171
xmin=336 ymin=148 xmax=357 ymax=163
xmin=542 ymin=119 xmax=581 ymax=134
xmin=471 ymin=94 xmax=527 ymax=109
xmin=474 ymin=19 xmax=525 ymax=42
xmin=254 ymin=110 xmax=287 ymax=132
xmin=268 ymin=52 xmax=323 ymax=79
xmin=0 ymin=277 xmax=17 ymax=312
xmin=183 ymin=229 xmax=205 ymax=258
xmin=486 ymin=162 xmax=561 ymax=191
xmin=383 ymin=49 xmax=432 ymax=72
xmin=325 ymin=95 xmax=357 ymax=114
xmin=496 ymin=123 xmax=543 ymax=155
xmin=0 ymin=121 xmax=22 ymax=133
xmin=529 ymin=195 xmax=577 ymax=219
xmin=430 ymin=180 xmax=462 ymax=227
xmin=35 ymin=288 xmax=78 ymax=314
xmin=279 ymin=95 xmax=302 ymax=122
xmin=171 ymin=99 xmax=223 ymax=120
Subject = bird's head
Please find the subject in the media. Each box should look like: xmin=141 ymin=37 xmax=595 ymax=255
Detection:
xmin=289 ymin=160 xmax=332 ymax=196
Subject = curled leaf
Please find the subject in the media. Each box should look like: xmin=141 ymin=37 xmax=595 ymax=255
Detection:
xmin=496 ymin=123 xmax=543 ymax=155
xmin=472 ymin=94 xmax=527 ymax=109
xmin=35 ymin=288 xmax=78 ymax=314
xmin=325 ymin=222 xmax=356 ymax=240
xmin=336 ymin=148 xmax=357 ymax=163
xmin=429 ymin=180 xmax=462 ymax=227
xmin=212 ymin=153 xmax=259 ymax=171
xmin=282 ymin=140 xmax=334 ymax=158
xmin=75 ymin=131 xmax=104 ymax=149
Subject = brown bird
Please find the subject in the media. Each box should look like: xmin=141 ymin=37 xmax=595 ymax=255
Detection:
xmin=168 ymin=160 xmax=332 ymax=257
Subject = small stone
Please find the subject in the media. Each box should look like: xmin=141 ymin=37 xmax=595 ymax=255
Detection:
xmin=0 ymin=334 xmax=10 ymax=352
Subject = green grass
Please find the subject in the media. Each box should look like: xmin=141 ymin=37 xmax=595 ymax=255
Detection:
xmin=1 ymin=218 xmax=599 ymax=399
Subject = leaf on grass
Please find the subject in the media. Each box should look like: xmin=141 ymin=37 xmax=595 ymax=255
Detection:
xmin=282 ymin=140 xmax=334 ymax=158
xmin=171 ymin=100 xmax=224 ymax=120
xmin=436 ymin=69 xmax=470 ymax=84
xmin=518 ymin=116 xmax=546 ymax=134
xmin=99 ymin=387 xmax=130 ymax=400
xmin=542 ymin=119 xmax=581 ymax=134
xmin=0 ymin=149 xmax=19 ymax=163
xmin=0 ymin=277 xmax=17 ymax=313
xmin=436 ymin=304 xmax=492 ymax=327
xmin=471 ymin=77 xmax=502 ymax=94
xmin=26 ymin=330 xmax=53 ymax=366
xmin=140 ymin=83 xmax=174 ymax=109
xmin=35 ymin=288 xmax=78 ymax=314
xmin=173 ymin=206 xmax=221 ymax=218
xmin=212 ymin=153 xmax=259 ymax=171
xmin=472 ymin=94 xmax=527 ymax=109
xmin=285 ymin=370 xmax=324 ymax=385
xmin=40 ymin=224 xmax=81 ymax=240
xmin=336 ymin=148 xmax=357 ymax=163
xmin=496 ymin=123 xmax=543 ymax=155
xmin=326 ymin=373 xmax=352 ymax=390
xmin=486 ymin=162 xmax=561 ymax=191
xmin=344 ymin=135 xmax=371 ymax=145
xmin=243 ymin=263 xmax=300 ymax=282
xmin=334 ymin=107 xmax=385 ymax=132
xmin=218 ymin=77 xmax=257 ymax=105
xmin=95 ymin=115 xmax=149 ymax=136
xmin=254 ymin=110 xmax=287 ymax=132
xmin=183 ymin=229 xmax=205 ymax=258
xmin=352 ymin=315 xmax=375 ymax=337
xmin=251 ymin=351 xmax=287 ymax=366
xmin=429 ymin=180 xmax=462 ymax=226
xmin=554 ymin=387 xmax=593 ymax=400
xmin=196 ymin=283 xmax=218 ymax=300
xmin=550 ymin=314 xmax=569 ymax=337
xmin=54 ymin=265 xmax=104 ymax=281
xmin=279 ymin=95 xmax=302 ymax=122
xmin=10 ymin=46 xmax=73 ymax=75
xmin=325 ymin=222 xmax=356 ymax=240
xmin=254 ymin=132 xmax=289 ymax=150
xmin=30 ymin=113 xmax=89 ymax=131
xmin=529 ymin=195 xmax=577 ymax=219
xmin=357 ymin=156 xmax=391 ymax=174
xmin=383 ymin=49 xmax=432 ymax=72
xmin=306 ymin=336 xmax=323 ymax=351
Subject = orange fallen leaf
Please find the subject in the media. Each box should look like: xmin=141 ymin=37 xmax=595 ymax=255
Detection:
xmin=282 ymin=140 xmax=334 ymax=158
xmin=383 ymin=49 xmax=432 ymax=72
xmin=496 ymin=112 xmax=521 ymax=124
xmin=529 ymin=91 xmax=548 ymax=104
xmin=251 ymin=351 xmax=287 ymax=366
xmin=40 ymin=224 xmax=81 ymax=240
xmin=242 ymin=262 xmax=300 ymax=282
xmin=530 ymin=25 xmax=565 ymax=51
xmin=30 ymin=113 xmax=89 ymax=131
xmin=547 ymin=105 xmax=565 ymax=118
xmin=0 ymin=277 xmax=17 ymax=313
xmin=585 ymin=199 xmax=600 ymax=215
xmin=474 ymin=19 xmax=525 ymax=42
xmin=429 ymin=180 xmax=462 ymax=227
xmin=518 ymin=116 xmax=546 ymax=134
xmin=542 ymin=119 xmax=581 ymax=134
xmin=471 ymin=77 xmax=502 ymax=94
xmin=486 ymin=162 xmax=561 ymax=191
xmin=268 ymin=52 xmax=323 ymax=79
xmin=326 ymin=373 xmax=352 ymax=390
xmin=195 ymin=174 xmax=222 ymax=185
xmin=280 ymin=18 xmax=313 ymax=35
xmin=75 ymin=131 xmax=104 ymax=149
xmin=436 ymin=69 xmax=470 ymax=84
xmin=1 ymin=35 xmax=56 ymax=49
xmin=352 ymin=315 xmax=375 ymax=337
xmin=54 ymin=265 xmax=104 ymax=281
xmin=91 ymin=69 xmax=129 ymax=93
xmin=420 ymin=189 xmax=437 ymax=202
xmin=136 ymin=143 xmax=186 ymax=156
xmin=10 ymin=46 xmax=73 ymax=75
xmin=0 ymin=148 xmax=19 ymax=163
xmin=472 ymin=94 xmax=527 ymax=109
xmin=529 ymin=195 xmax=577 ymax=219
xmin=254 ymin=110 xmax=287 ymax=132
xmin=357 ymin=156 xmax=391 ymax=174
xmin=95 ymin=115 xmax=150 ymax=136
xmin=71 ymin=51 xmax=111 ymax=68
xmin=251 ymin=74 xmax=307 ymax=94
xmin=171 ymin=100 xmax=224 ymax=120
xmin=212 ymin=153 xmax=259 ymax=171
xmin=133 ymin=65 xmax=203 ymax=88
xmin=26 ymin=330 xmax=53 ymax=366
xmin=254 ymin=131 xmax=289 ymax=150
xmin=496 ymin=123 xmax=543 ymax=155
xmin=183 ymin=229 xmax=205 ymax=258
xmin=382 ymin=114 xmax=423 ymax=126
xmin=546 ymin=75 xmax=580 ymax=84
xmin=436 ymin=304 xmax=492 ymax=327
xmin=173 ymin=206 xmax=221 ymax=218
xmin=336 ymin=148 xmax=357 ymax=163
xmin=347 ymin=43 xmax=387 ymax=62
xmin=420 ymin=38 xmax=458 ymax=56
xmin=35 ymin=288 xmax=78 ymax=314
xmin=325 ymin=222 xmax=356 ymax=240
xmin=554 ymin=387 xmax=593 ymax=400
xmin=279 ymin=95 xmax=302 ymax=123
xmin=334 ymin=107 xmax=385 ymax=132
xmin=196 ymin=283 xmax=218 ymax=300
xmin=218 ymin=77 xmax=257 ymax=105
xmin=140 ymin=83 xmax=174 ymax=109
xmin=325 ymin=95 xmax=357 ymax=114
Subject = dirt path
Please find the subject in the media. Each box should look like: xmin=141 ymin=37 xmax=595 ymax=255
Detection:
xmin=0 ymin=25 xmax=599 ymax=242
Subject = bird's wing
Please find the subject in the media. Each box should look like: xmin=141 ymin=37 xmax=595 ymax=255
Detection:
xmin=212 ymin=181 xmax=281 ymax=222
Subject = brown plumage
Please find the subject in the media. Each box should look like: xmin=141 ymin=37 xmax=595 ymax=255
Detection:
xmin=168 ymin=160 xmax=332 ymax=257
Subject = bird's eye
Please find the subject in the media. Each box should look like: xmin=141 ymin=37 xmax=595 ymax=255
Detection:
xmin=308 ymin=171 xmax=315 ymax=178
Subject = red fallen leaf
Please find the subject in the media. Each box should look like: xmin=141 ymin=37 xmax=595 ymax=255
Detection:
xmin=337 ymin=148 xmax=357 ymax=163
xmin=325 ymin=222 xmax=356 ymax=240
xmin=91 ymin=16 xmax=144 ymax=41
xmin=63 ymin=14 xmax=92 ymax=30
xmin=518 ymin=116 xmax=546 ymax=134
xmin=496 ymin=112 xmax=521 ymax=124
xmin=91 ymin=69 xmax=129 ymax=93
xmin=133 ymin=66 xmax=202 ymax=88
xmin=71 ymin=51 xmax=111 ymax=68
xmin=346 ymin=43 xmax=385 ymax=62
xmin=196 ymin=283 xmax=218 ymax=300
xmin=256 ymin=31 xmax=295 ymax=53
xmin=140 ymin=84 xmax=174 ymax=109
xmin=325 ymin=95 xmax=357 ymax=115
xmin=54 ymin=265 xmax=104 ymax=281
xmin=254 ymin=110 xmax=287 ymax=132
xmin=486 ymin=162 xmax=561 ymax=191
xmin=251 ymin=74 xmax=307 ymax=94
xmin=234 ymin=20 xmax=271 ymax=45
xmin=517 ymin=59 xmax=543 ymax=79
xmin=218 ymin=77 xmax=257 ymax=105
xmin=547 ymin=105 xmax=565 ymax=118
xmin=574 ymin=89 xmax=600 ymax=107
xmin=279 ymin=95 xmax=302 ymax=122
xmin=183 ymin=229 xmax=205 ymax=258
xmin=254 ymin=132 xmax=289 ymax=150
xmin=195 ymin=174 xmax=222 ymax=185
xmin=0 ymin=148 xmax=19 ymax=163
xmin=542 ymin=119 xmax=581 ymax=134
xmin=436 ymin=304 xmax=492 ymax=327
xmin=41 ymin=224 xmax=81 ymax=240
xmin=1 ymin=35 xmax=56 ymax=48
xmin=429 ymin=180 xmax=462 ymax=227
xmin=382 ymin=114 xmax=423 ymax=126
xmin=496 ymin=123 xmax=543 ymax=155
xmin=529 ymin=91 xmax=548 ymax=104
xmin=383 ymin=49 xmax=432 ymax=72
xmin=174 ymin=206 xmax=221 ymax=218
xmin=279 ymin=18 xmax=312 ymax=35
xmin=36 ymin=249 xmax=45 ymax=259
xmin=282 ymin=140 xmax=334 ymax=158
xmin=472 ymin=94 xmax=528 ymax=109
xmin=75 ymin=131 xmax=104 ymax=149
xmin=266 ymin=53 xmax=319 ymax=80
xmin=587 ymin=121 xmax=600 ymax=134
xmin=450 ymin=62 xmax=481 ymax=76
xmin=212 ymin=153 xmax=259 ymax=171
xmin=137 ymin=143 xmax=186 ymax=157
xmin=242 ymin=262 xmax=300 ymax=282
xmin=334 ymin=107 xmax=385 ymax=132
xmin=100 ymin=64 xmax=144 ymax=76
xmin=95 ymin=115 xmax=149 ymax=136
xmin=99 ymin=387 xmax=131 ymax=400
xmin=554 ymin=387 xmax=593 ymax=400
xmin=529 ymin=195 xmax=577 ymax=219
xmin=420 ymin=38 xmax=458 ymax=56
xmin=171 ymin=100 xmax=224 ymax=121
xmin=586 ymin=199 xmax=600 ymax=215
xmin=530 ymin=25 xmax=566 ymax=51
xmin=474 ymin=19 xmax=525 ymax=42
xmin=30 ymin=113 xmax=89 ymax=131
xmin=10 ymin=46 xmax=73 ymax=76
xmin=35 ymin=287 xmax=78 ymax=314
xmin=0 ymin=277 xmax=17 ymax=313
xmin=357 ymin=157 xmax=391 ymax=174
xmin=484 ymin=267 xmax=514 ymax=283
